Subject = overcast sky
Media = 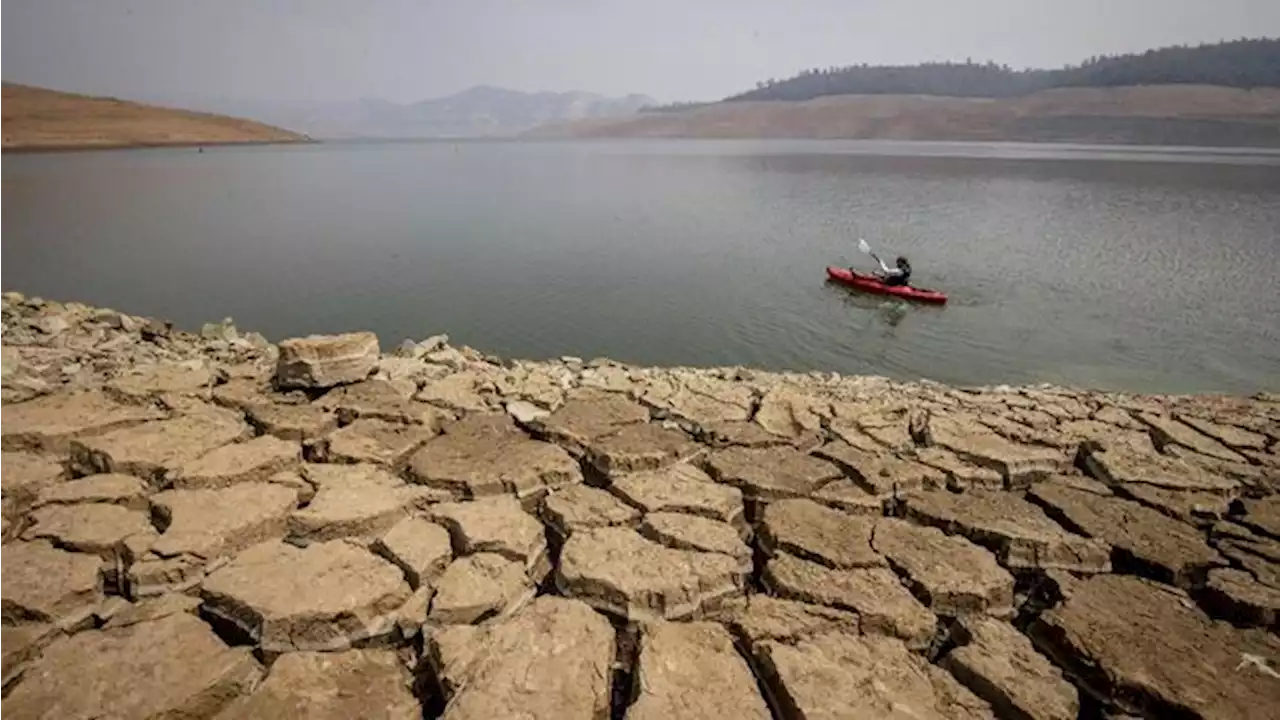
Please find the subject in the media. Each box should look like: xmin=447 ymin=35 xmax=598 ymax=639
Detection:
xmin=4 ymin=0 xmax=1279 ymax=104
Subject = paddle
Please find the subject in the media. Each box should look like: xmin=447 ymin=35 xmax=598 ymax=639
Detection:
xmin=857 ymin=238 xmax=884 ymax=268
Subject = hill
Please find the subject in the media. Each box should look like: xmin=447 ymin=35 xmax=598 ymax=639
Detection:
xmin=154 ymin=86 xmax=659 ymax=139
xmin=527 ymin=85 xmax=1280 ymax=147
xmin=728 ymin=38 xmax=1280 ymax=102
xmin=1 ymin=83 xmax=309 ymax=151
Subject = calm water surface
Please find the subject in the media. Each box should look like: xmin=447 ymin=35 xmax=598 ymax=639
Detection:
xmin=4 ymin=139 xmax=1279 ymax=394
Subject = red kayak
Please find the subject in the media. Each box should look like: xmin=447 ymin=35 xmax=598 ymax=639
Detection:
xmin=825 ymin=266 xmax=948 ymax=304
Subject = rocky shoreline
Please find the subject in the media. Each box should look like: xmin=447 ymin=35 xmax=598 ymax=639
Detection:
xmin=2 ymin=292 xmax=1278 ymax=719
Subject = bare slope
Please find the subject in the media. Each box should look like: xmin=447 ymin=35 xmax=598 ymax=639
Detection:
xmin=2 ymin=83 xmax=309 ymax=151
xmin=528 ymin=85 xmax=1280 ymax=147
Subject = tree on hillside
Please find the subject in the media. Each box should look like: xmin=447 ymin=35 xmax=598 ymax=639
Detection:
xmin=724 ymin=38 xmax=1280 ymax=102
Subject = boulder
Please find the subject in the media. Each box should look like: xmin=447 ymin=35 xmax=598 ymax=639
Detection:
xmin=1 ymin=540 xmax=103 ymax=624
xmin=1031 ymin=574 xmax=1280 ymax=719
xmin=705 ymin=446 xmax=844 ymax=501
xmin=872 ymin=519 xmax=1015 ymax=617
xmin=531 ymin=389 xmax=649 ymax=455
xmin=585 ymin=423 xmax=703 ymax=477
xmin=69 ymin=411 xmax=250 ymax=482
xmin=289 ymin=463 xmax=425 ymax=541
xmin=556 ymin=526 xmax=747 ymax=622
xmin=214 ymin=649 xmax=418 ymax=720
xmin=316 ymin=378 xmax=447 ymax=426
xmin=426 ymin=596 xmax=614 ymax=720
xmin=752 ymin=631 xmax=993 ymax=719
xmin=22 ymin=503 xmax=156 ymax=561
xmin=3 ymin=614 xmax=261 ymax=720
xmin=428 ymin=553 xmax=535 ymax=625
xmin=942 ymin=616 xmax=1079 ymax=720
xmin=167 ymin=435 xmax=301 ymax=489
xmin=608 ymin=463 xmax=746 ymax=531
xmin=407 ymin=413 xmax=581 ymax=501
xmin=372 ymin=516 xmax=453 ymax=590
xmin=32 ymin=473 xmax=148 ymax=511
xmin=315 ymin=418 xmax=437 ymax=466
xmin=245 ymin=402 xmax=339 ymax=441
xmin=1200 ymin=567 xmax=1280 ymax=630
xmin=2 ymin=390 xmax=164 ymax=453
xmin=627 ymin=621 xmax=772 ymax=720
xmin=542 ymin=484 xmax=641 ymax=538
xmin=903 ymin=490 xmax=1111 ymax=573
xmin=763 ymin=552 xmax=936 ymax=649
xmin=427 ymin=496 xmax=549 ymax=580
xmin=275 ymin=332 xmax=379 ymax=389
xmin=201 ymin=539 xmax=410 ymax=652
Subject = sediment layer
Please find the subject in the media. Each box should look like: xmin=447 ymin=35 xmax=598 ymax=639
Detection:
xmin=3 ymin=292 xmax=1278 ymax=719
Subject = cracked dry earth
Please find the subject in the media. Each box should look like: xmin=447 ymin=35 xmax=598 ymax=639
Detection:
xmin=2 ymin=295 xmax=1280 ymax=719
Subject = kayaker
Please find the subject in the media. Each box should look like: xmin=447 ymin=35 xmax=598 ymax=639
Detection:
xmin=872 ymin=254 xmax=912 ymax=287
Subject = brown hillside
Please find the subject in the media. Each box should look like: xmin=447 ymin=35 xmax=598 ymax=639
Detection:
xmin=527 ymin=85 xmax=1280 ymax=147
xmin=1 ymin=83 xmax=309 ymax=151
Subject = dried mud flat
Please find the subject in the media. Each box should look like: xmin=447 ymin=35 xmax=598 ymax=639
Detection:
xmin=2 ymin=292 xmax=1279 ymax=719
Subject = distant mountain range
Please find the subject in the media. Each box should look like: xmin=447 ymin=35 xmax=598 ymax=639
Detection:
xmin=139 ymin=86 xmax=658 ymax=139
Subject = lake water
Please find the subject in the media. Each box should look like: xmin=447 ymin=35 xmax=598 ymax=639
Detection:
xmin=4 ymin=139 xmax=1279 ymax=394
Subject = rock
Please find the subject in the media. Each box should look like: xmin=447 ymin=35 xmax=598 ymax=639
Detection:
xmin=22 ymin=502 xmax=156 ymax=560
xmin=1178 ymin=413 xmax=1269 ymax=450
xmin=214 ymin=649 xmax=417 ymax=720
xmin=752 ymin=631 xmax=994 ymax=719
xmin=2 ymin=622 xmax=58 ymax=690
xmin=913 ymin=446 xmax=1006 ymax=490
xmin=1 ymin=450 xmax=65 ymax=504
xmin=1028 ymin=481 xmax=1224 ymax=588
xmin=201 ymin=539 xmax=410 ymax=652
xmin=315 ymin=418 xmax=437 ymax=466
xmin=32 ymin=472 xmax=148 ymax=510
xmin=245 ymin=402 xmax=339 ymax=441
xmin=556 ymin=527 xmax=747 ymax=622
xmin=872 ymin=519 xmax=1015 ymax=617
xmin=407 ymin=413 xmax=581 ymax=501
xmin=2 ymin=389 xmax=165 ymax=453
xmin=754 ymin=386 xmax=826 ymax=439
xmin=763 ymin=553 xmax=936 ymax=649
xmin=129 ymin=483 xmax=298 ymax=596
xmin=107 ymin=361 xmax=215 ymax=400
xmin=1031 ymin=574 xmax=1280 ymax=719
xmin=1 ymin=540 xmax=103 ymax=624
xmin=316 ymin=378 xmax=446 ymax=426
xmin=505 ymin=399 xmax=549 ymax=425
xmin=1240 ymin=496 xmax=1280 ymax=539
xmin=608 ymin=462 xmax=746 ymax=531
xmin=639 ymin=512 xmax=752 ymax=568
xmin=808 ymin=477 xmax=885 ymax=515
xmin=275 ymin=332 xmax=379 ymax=389
xmin=69 ymin=411 xmax=250 ymax=483
xmin=585 ymin=423 xmax=703 ymax=476
xmin=710 ymin=594 xmax=860 ymax=643
xmin=705 ymin=446 xmax=843 ymax=501
xmin=942 ymin=616 xmax=1079 ymax=720
xmin=542 ymin=484 xmax=641 ymax=538
xmin=426 ymin=596 xmax=613 ymax=720
xmin=930 ymin=414 xmax=1067 ymax=486
xmin=415 ymin=371 xmax=490 ymax=412
xmin=1119 ymin=484 xmax=1231 ymax=526
xmin=1081 ymin=442 xmax=1240 ymax=495
xmin=102 ymin=593 xmax=203 ymax=629
xmin=628 ymin=621 xmax=772 ymax=720
xmin=428 ymin=496 xmax=549 ymax=580
xmin=1200 ymin=567 xmax=1280 ymax=630
xmin=532 ymin=389 xmax=649 ymax=455
xmin=759 ymin=498 xmax=886 ymax=569
xmin=428 ymin=552 xmax=535 ymax=624
xmin=200 ymin=317 xmax=239 ymax=342
xmin=698 ymin=419 xmax=805 ymax=449
xmin=140 ymin=317 xmax=172 ymax=341
xmin=290 ymin=463 xmax=423 ymax=541
xmin=33 ymin=314 xmax=70 ymax=336
xmin=1139 ymin=412 xmax=1248 ymax=463
xmin=813 ymin=441 xmax=947 ymax=496
xmin=167 ymin=435 xmax=301 ymax=489
xmin=371 ymin=516 xmax=453 ymax=590
xmin=3 ymin=613 xmax=262 ymax=720
xmin=903 ymin=490 xmax=1111 ymax=573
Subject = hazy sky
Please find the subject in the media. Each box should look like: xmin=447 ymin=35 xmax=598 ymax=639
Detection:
xmin=4 ymin=0 xmax=1279 ymax=103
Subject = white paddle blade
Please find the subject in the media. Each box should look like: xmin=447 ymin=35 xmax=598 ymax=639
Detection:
xmin=857 ymin=238 xmax=871 ymax=254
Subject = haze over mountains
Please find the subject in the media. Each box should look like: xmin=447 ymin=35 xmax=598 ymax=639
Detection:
xmin=143 ymin=86 xmax=658 ymax=139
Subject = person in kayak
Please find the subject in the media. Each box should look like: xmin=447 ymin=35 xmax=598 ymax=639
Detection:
xmin=872 ymin=254 xmax=912 ymax=287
